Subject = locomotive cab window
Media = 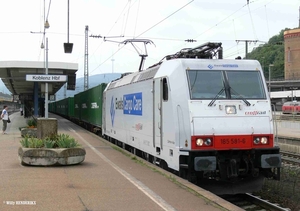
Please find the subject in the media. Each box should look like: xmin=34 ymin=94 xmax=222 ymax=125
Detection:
xmin=187 ymin=70 xmax=225 ymax=99
xmin=187 ymin=70 xmax=266 ymax=100
xmin=226 ymin=71 xmax=266 ymax=99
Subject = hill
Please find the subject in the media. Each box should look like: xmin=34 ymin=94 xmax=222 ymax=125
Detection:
xmin=0 ymin=80 xmax=12 ymax=95
xmin=55 ymin=73 xmax=122 ymax=100
xmin=247 ymin=28 xmax=288 ymax=80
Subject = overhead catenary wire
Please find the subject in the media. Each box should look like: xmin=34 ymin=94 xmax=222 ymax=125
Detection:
xmin=264 ymin=4 xmax=271 ymax=40
xmin=89 ymin=0 xmax=192 ymax=73
xmin=133 ymin=0 xmax=141 ymax=37
xmin=122 ymin=0 xmax=131 ymax=36
xmin=46 ymin=0 xmax=52 ymax=21
xmin=135 ymin=0 xmax=194 ymax=38
xmin=67 ymin=2 xmax=131 ymax=82
xmin=57 ymin=0 xmax=285 ymax=99
xmin=86 ymin=0 xmax=139 ymax=73
xmin=247 ymin=1 xmax=258 ymax=40
xmin=193 ymin=2 xmax=247 ymax=41
xmin=155 ymin=1 xmax=252 ymax=60
xmin=76 ymin=0 xmax=275 ymax=80
xmin=87 ymin=0 xmax=194 ymax=77
xmin=232 ymin=19 xmax=241 ymax=56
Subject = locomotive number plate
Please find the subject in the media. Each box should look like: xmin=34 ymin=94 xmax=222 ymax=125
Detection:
xmin=220 ymin=138 xmax=246 ymax=145
xmin=215 ymin=135 xmax=252 ymax=148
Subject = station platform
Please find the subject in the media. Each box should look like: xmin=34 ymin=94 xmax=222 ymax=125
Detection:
xmin=0 ymin=112 xmax=242 ymax=211
xmin=276 ymin=120 xmax=300 ymax=153
xmin=276 ymin=120 xmax=300 ymax=139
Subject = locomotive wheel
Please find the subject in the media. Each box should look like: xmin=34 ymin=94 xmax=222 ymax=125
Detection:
xmin=159 ymin=160 xmax=168 ymax=170
xmin=187 ymin=172 xmax=197 ymax=184
xmin=179 ymin=168 xmax=188 ymax=179
xmin=142 ymin=152 xmax=149 ymax=161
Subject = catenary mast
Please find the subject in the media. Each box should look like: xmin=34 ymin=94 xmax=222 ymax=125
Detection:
xmin=84 ymin=25 xmax=89 ymax=90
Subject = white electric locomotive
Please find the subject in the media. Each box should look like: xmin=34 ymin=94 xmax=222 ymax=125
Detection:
xmin=102 ymin=42 xmax=281 ymax=194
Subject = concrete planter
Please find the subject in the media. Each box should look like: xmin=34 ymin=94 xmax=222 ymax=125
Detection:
xmin=21 ymin=128 xmax=37 ymax=138
xmin=18 ymin=147 xmax=86 ymax=166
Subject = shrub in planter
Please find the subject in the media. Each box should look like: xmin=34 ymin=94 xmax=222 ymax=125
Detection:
xmin=19 ymin=118 xmax=38 ymax=137
xmin=18 ymin=134 xmax=86 ymax=166
xmin=26 ymin=118 xmax=37 ymax=128
xmin=20 ymin=134 xmax=81 ymax=149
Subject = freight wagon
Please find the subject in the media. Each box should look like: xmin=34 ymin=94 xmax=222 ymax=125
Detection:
xmin=50 ymin=84 xmax=106 ymax=134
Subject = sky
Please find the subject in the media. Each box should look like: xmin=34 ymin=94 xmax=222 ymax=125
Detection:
xmin=0 ymin=0 xmax=299 ymax=79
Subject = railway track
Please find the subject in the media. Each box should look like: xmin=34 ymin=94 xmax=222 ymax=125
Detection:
xmin=281 ymin=151 xmax=300 ymax=166
xmin=221 ymin=193 xmax=291 ymax=211
xmin=220 ymin=151 xmax=299 ymax=210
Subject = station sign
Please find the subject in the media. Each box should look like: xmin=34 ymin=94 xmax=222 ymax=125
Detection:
xmin=26 ymin=75 xmax=67 ymax=82
xmin=13 ymin=95 xmax=19 ymax=101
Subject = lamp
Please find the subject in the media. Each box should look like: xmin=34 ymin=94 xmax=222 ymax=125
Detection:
xmin=269 ymin=64 xmax=274 ymax=95
xmin=44 ymin=20 xmax=50 ymax=29
xmin=64 ymin=43 xmax=73 ymax=53
xmin=64 ymin=0 xmax=73 ymax=53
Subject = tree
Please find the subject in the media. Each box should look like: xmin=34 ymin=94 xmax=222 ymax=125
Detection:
xmin=246 ymin=28 xmax=291 ymax=80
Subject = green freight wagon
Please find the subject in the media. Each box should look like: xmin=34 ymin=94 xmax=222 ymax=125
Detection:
xmin=48 ymin=101 xmax=55 ymax=113
xmin=68 ymin=97 xmax=74 ymax=118
xmin=90 ymin=83 xmax=106 ymax=126
xmin=56 ymin=99 xmax=65 ymax=116
xmin=76 ymin=83 xmax=107 ymax=132
xmin=55 ymin=97 xmax=74 ymax=118
xmin=74 ymin=92 xmax=81 ymax=123
xmin=49 ymin=101 xmax=57 ymax=113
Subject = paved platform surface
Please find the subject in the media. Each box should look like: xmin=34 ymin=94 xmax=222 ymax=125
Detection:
xmin=0 ymin=113 xmax=243 ymax=211
xmin=276 ymin=120 xmax=300 ymax=139
xmin=276 ymin=120 xmax=300 ymax=153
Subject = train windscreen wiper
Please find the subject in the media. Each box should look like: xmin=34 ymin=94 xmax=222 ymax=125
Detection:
xmin=208 ymin=88 xmax=225 ymax=107
xmin=230 ymin=87 xmax=251 ymax=106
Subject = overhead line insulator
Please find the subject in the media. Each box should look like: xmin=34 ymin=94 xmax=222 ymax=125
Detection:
xmin=185 ymin=39 xmax=197 ymax=42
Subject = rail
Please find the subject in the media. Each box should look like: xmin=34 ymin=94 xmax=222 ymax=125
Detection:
xmin=221 ymin=193 xmax=291 ymax=211
xmin=281 ymin=151 xmax=300 ymax=166
xmin=244 ymin=193 xmax=290 ymax=211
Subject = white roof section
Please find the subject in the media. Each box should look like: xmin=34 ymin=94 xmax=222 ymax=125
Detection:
xmin=0 ymin=61 xmax=78 ymax=70
xmin=0 ymin=60 xmax=78 ymax=101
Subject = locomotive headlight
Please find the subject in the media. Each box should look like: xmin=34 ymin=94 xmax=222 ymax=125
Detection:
xmin=253 ymin=137 xmax=268 ymax=145
xmin=196 ymin=138 xmax=204 ymax=146
xmin=225 ymin=105 xmax=236 ymax=114
xmin=261 ymin=137 xmax=268 ymax=144
xmin=205 ymin=138 xmax=212 ymax=146
xmin=254 ymin=137 xmax=260 ymax=144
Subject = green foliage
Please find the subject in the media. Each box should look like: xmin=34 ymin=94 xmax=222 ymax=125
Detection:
xmin=20 ymin=136 xmax=44 ymax=148
xmin=246 ymin=28 xmax=292 ymax=80
xmin=20 ymin=133 xmax=81 ymax=148
xmin=26 ymin=118 xmax=37 ymax=127
xmin=20 ymin=135 xmax=30 ymax=148
xmin=43 ymin=137 xmax=56 ymax=148
xmin=30 ymin=138 xmax=44 ymax=148
xmin=56 ymin=134 xmax=81 ymax=148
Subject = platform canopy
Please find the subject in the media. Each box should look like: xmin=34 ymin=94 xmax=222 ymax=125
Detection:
xmin=0 ymin=61 xmax=77 ymax=102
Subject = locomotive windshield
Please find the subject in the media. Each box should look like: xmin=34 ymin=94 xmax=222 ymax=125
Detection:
xmin=187 ymin=70 xmax=266 ymax=100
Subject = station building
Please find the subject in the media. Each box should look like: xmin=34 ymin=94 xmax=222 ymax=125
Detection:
xmin=284 ymin=28 xmax=300 ymax=80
